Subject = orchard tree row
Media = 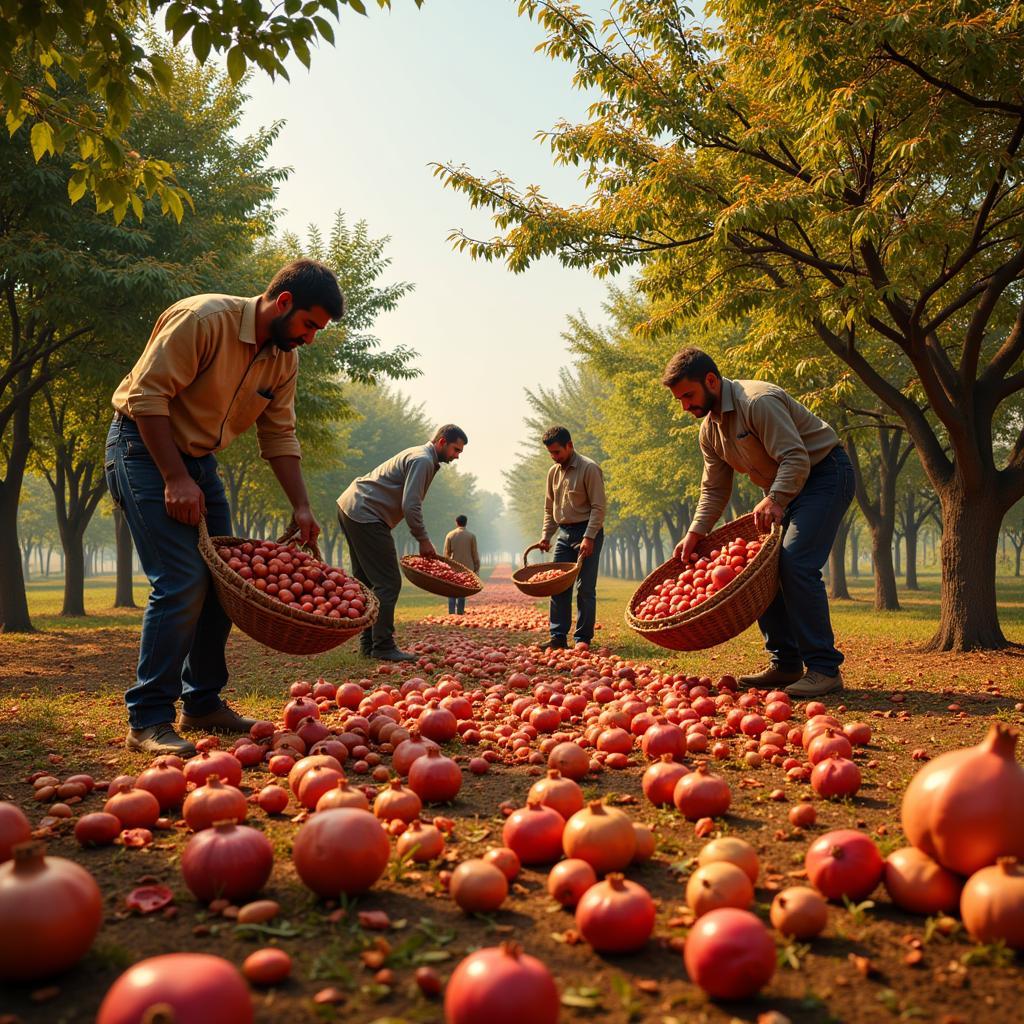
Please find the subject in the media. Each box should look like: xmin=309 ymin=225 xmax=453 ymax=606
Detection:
xmin=505 ymin=282 xmax=1024 ymax=599
xmin=0 ymin=42 xmax=514 ymax=631
xmin=438 ymin=0 xmax=1024 ymax=651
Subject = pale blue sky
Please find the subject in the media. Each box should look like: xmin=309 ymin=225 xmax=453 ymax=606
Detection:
xmin=236 ymin=1 xmax=613 ymax=498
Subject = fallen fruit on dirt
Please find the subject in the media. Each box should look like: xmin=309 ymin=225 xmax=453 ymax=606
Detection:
xmin=959 ymin=856 xmax=1024 ymax=948
xmin=901 ymin=724 xmax=1024 ymax=876
xmin=292 ymin=807 xmax=390 ymax=897
xmin=575 ymin=873 xmax=656 ymax=952
xmin=805 ymin=829 xmax=884 ymax=902
xmin=444 ymin=942 xmax=559 ymax=1024
xmin=0 ymin=842 xmax=103 ymax=982
xmin=96 ymin=952 xmax=253 ymax=1023
xmin=683 ymin=906 xmax=776 ymax=1000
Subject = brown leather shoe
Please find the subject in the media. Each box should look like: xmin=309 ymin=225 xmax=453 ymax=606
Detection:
xmin=178 ymin=702 xmax=258 ymax=734
xmin=125 ymin=723 xmax=197 ymax=757
xmin=785 ymin=669 xmax=845 ymax=698
xmin=737 ymin=664 xmax=805 ymax=688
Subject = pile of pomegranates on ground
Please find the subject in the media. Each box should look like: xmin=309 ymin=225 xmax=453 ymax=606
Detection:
xmin=632 ymin=535 xmax=762 ymax=620
xmin=403 ymin=555 xmax=479 ymax=589
xmin=4 ymin=624 xmax=1024 ymax=1020
xmin=216 ymin=540 xmax=367 ymax=618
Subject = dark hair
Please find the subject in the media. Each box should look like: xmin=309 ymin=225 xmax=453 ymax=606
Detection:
xmin=266 ymin=259 xmax=345 ymax=320
xmin=434 ymin=424 xmax=468 ymax=444
xmin=542 ymin=425 xmax=572 ymax=447
xmin=661 ymin=347 xmax=720 ymax=387
xmin=456 ymin=515 xmax=468 ymax=527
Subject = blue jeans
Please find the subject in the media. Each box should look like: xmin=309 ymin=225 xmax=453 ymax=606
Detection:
xmin=104 ymin=416 xmax=233 ymax=729
xmin=550 ymin=525 xmax=604 ymax=645
xmin=447 ymin=596 xmax=465 ymax=614
xmin=758 ymin=446 xmax=855 ymax=675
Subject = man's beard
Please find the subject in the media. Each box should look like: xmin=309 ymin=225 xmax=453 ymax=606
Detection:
xmin=269 ymin=310 xmax=300 ymax=352
xmin=691 ymin=383 xmax=714 ymax=417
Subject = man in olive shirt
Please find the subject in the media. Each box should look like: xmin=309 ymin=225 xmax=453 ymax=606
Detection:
xmin=107 ymin=259 xmax=344 ymax=755
xmin=443 ymin=515 xmax=480 ymax=615
xmin=337 ymin=425 xmax=468 ymax=660
xmin=664 ymin=347 xmax=854 ymax=697
xmin=537 ymin=426 xmax=606 ymax=649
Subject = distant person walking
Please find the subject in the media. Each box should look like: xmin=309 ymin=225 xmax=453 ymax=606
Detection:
xmin=663 ymin=347 xmax=854 ymax=698
xmin=337 ymin=425 xmax=468 ymax=661
xmin=536 ymin=426 xmax=606 ymax=649
xmin=107 ymin=259 xmax=344 ymax=756
xmin=443 ymin=514 xmax=480 ymax=614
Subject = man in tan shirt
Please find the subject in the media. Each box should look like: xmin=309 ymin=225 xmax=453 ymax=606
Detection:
xmin=664 ymin=347 xmax=854 ymax=697
xmin=106 ymin=259 xmax=344 ymax=755
xmin=536 ymin=426 xmax=606 ymax=649
xmin=443 ymin=514 xmax=480 ymax=614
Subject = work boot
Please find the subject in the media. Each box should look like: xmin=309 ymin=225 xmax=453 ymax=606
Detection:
xmin=178 ymin=701 xmax=258 ymax=734
xmin=374 ymin=647 xmax=417 ymax=663
xmin=125 ymin=723 xmax=197 ymax=757
xmin=543 ymin=637 xmax=568 ymax=652
xmin=785 ymin=669 xmax=845 ymax=698
xmin=737 ymin=663 xmax=804 ymax=688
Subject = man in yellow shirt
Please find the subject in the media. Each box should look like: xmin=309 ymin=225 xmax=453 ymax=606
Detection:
xmin=107 ymin=259 xmax=344 ymax=755
xmin=443 ymin=514 xmax=480 ymax=614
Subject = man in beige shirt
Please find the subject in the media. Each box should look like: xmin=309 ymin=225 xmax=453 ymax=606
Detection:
xmin=443 ymin=515 xmax=480 ymax=614
xmin=664 ymin=347 xmax=854 ymax=697
xmin=106 ymin=259 xmax=344 ymax=755
xmin=536 ymin=426 xmax=606 ymax=649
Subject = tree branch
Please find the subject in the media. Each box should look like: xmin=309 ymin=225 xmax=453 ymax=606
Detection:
xmin=881 ymin=43 xmax=1024 ymax=116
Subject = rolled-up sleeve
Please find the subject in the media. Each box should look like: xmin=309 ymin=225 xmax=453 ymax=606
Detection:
xmin=120 ymin=307 xmax=202 ymax=417
xmin=749 ymin=396 xmax=810 ymax=505
xmin=401 ymin=458 xmax=432 ymax=541
xmin=256 ymin=370 xmax=302 ymax=460
xmin=541 ymin=467 xmax=557 ymax=542
xmin=584 ymin=463 xmax=606 ymax=539
xmin=689 ymin=425 xmax=734 ymax=536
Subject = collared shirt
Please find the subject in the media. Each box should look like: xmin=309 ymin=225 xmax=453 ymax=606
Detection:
xmin=542 ymin=450 xmax=606 ymax=542
xmin=111 ymin=294 xmax=301 ymax=460
xmin=444 ymin=527 xmax=480 ymax=571
xmin=337 ymin=443 xmax=441 ymax=541
xmin=690 ymin=378 xmax=840 ymax=536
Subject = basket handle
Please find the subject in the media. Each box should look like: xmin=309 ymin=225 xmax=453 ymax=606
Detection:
xmin=522 ymin=543 xmax=545 ymax=567
xmin=278 ymin=520 xmax=323 ymax=562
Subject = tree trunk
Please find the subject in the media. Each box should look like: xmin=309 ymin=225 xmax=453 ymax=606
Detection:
xmin=849 ymin=525 xmax=860 ymax=576
xmin=114 ymin=507 xmax=137 ymax=608
xmin=893 ymin=534 xmax=902 ymax=577
xmin=829 ymin=512 xmax=852 ymax=600
xmin=1015 ymin=543 xmax=1022 ymax=577
xmin=905 ymin=519 xmax=920 ymax=590
xmin=0 ymin=386 xmax=35 ymax=632
xmin=923 ymin=484 xmax=1008 ymax=651
xmin=652 ymin=524 xmax=665 ymax=565
xmin=848 ymin=429 xmax=908 ymax=611
xmin=61 ymin=528 xmax=87 ymax=617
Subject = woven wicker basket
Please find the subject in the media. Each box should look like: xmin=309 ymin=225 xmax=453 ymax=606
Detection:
xmin=625 ymin=513 xmax=782 ymax=651
xmin=198 ymin=519 xmax=379 ymax=655
xmin=511 ymin=543 xmax=582 ymax=597
xmin=399 ymin=555 xmax=483 ymax=599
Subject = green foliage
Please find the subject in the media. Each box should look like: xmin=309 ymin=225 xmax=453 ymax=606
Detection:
xmin=1 ymin=1 xmax=421 ymax=217
xmin=436 ymin=0 xmax=1024 ymax=505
